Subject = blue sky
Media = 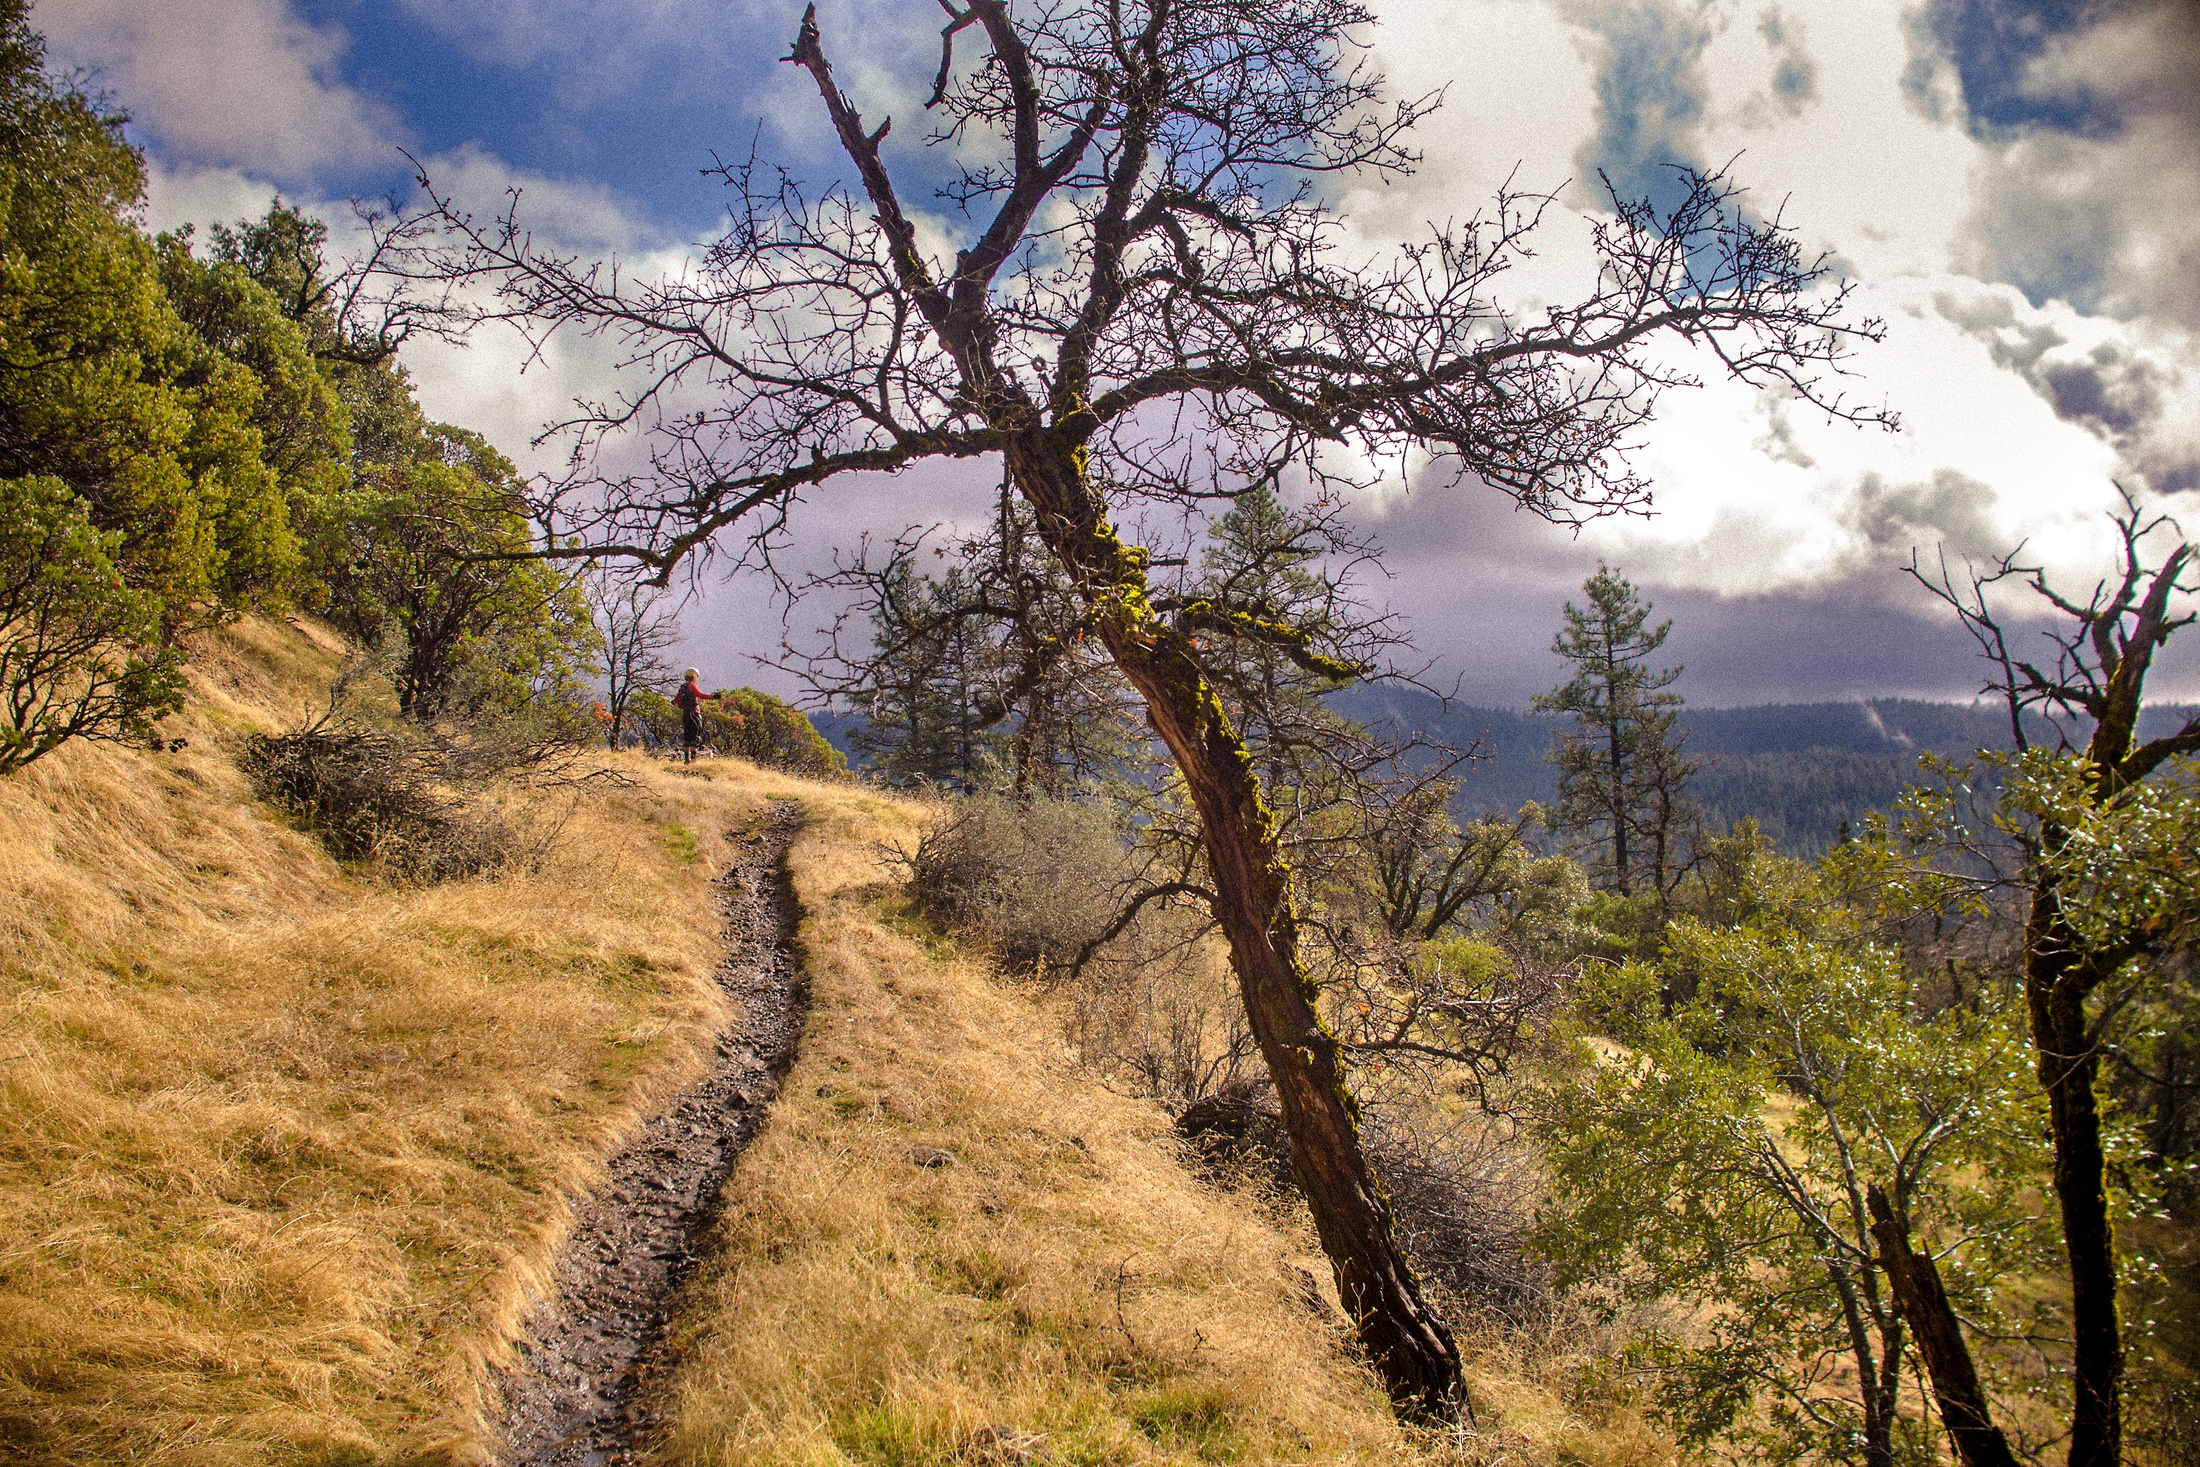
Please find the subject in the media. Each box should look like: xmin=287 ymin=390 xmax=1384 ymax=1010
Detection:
xmin=38 ymin=0 xmax=2200 ymax=704
xmin=275 ymin=0 xmax=792 ymax=231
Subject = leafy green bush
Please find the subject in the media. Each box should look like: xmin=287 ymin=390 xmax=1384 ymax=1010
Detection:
xmin=0 ymin=475 xmax=185 ymax=773
xmin=702 ymin=687 xmax=845 ymax=777
xmin=627 ymin=685 xmax=680 ymax=748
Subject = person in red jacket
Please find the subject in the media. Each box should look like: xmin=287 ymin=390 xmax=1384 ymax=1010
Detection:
xmin=673 ymin=669 xmax=707 ymax=763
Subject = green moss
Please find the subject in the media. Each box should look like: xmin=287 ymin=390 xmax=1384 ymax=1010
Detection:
xmin=661 ymin=822 xmax=699 ymax=864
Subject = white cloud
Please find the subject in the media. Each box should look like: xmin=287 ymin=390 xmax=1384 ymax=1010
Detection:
xmin=1690 ymin=0 xmax=1976 ymax=279
xmin=37 ymin=0 xmax=401 ymax=179
xmin=59 ymin=0 xmax=2200 ymax=701
xmin=1957 ymin=2 xmax=2200 ymax=329
xmin=1333 ymin=0 xmax=2184 ymax=623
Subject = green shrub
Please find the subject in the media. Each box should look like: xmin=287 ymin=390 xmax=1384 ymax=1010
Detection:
xmin=701 ymin=686 xmax=846 ymax=777
xmin=0 ymin=475 xmax=185 ymax=773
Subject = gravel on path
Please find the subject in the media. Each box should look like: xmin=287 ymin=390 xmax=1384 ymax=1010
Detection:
xmin=497 ymin=799 xmax=804 ymax=1466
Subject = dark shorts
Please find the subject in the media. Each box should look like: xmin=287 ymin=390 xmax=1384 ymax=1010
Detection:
xmin=681 ymin=709 xmax=704 ymax=746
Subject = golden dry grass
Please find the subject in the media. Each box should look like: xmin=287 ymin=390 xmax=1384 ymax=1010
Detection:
xmin=0 ymin=613 xmax=1657 ymax=1466
xmin=0 ymin=616 xmax=816 ymax=1465
xmin=651 ymin=786 xmax=1666 ymax=1467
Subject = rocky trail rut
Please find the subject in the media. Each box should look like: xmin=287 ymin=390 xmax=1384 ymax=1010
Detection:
xmin=497 ymin=800 xmax=804 ymax=1466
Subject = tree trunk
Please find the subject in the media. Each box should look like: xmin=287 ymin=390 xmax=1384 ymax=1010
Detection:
xmin=1008 ymin=434 xmax=1466 ymax=1419
xmin=1606 ymin=704 xmax=1630 ymax=895
xmin=1866 ymin=1186 xmax=2020 ymax=1467
xmin=2028 ymin=890 xmax=2123 ymax=1467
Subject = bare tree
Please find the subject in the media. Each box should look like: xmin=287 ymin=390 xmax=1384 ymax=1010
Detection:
xmin=412 ymin=0 xmax=1889 ymax=1415
xmin=1891 ymin=491 xmax=2200 ymax=1467
xmin=590 ymin=573 xmax=681 ymax=748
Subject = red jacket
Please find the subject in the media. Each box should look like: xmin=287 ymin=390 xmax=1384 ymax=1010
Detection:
xmin=674 ymin=680 xmax=704 ymax=714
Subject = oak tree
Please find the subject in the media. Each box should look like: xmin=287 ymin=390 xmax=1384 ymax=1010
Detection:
xmin=1874 ymin=496 xmax=2200 ymax=1467
xmin=417 ymin=0 xmax=1888 ymax=1413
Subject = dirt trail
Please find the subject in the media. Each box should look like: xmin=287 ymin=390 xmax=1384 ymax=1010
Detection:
xmin=497 ymin=800 xmax=804 ymax=1466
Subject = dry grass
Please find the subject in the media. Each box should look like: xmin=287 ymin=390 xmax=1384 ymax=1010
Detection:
xmin=0 ymin=616 xmax=814 ymax=1465
xmin=651 ymin=787 xmax=1665 ymax=1467
xmin=0 ymin=613 xmax=1657 ymax=1465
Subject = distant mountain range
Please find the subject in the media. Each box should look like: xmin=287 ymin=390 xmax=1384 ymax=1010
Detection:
xmin=808 ymin=693 xmax=2198 ymax=856
xmin=1335 ymin=687 xmax=2200 ymax=854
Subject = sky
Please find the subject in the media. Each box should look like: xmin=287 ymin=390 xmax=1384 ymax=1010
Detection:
xmin=38 ymin=0 xmax=2200 ymax=707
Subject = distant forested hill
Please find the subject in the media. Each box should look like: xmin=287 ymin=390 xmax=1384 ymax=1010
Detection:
xmin=814 ymin=690 xmax=2196 ymax=855
xmin=1332 ymin=686 xmax=2200 ymax=854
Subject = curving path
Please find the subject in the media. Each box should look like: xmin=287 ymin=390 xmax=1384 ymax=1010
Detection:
xmin=498 ymin=800 xmax=804 ymax=1466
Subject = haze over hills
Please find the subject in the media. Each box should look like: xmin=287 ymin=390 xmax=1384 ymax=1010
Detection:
xmin=813 ymin=694 xmax=2200 ymax=857
xmin=1336 ymin=687 xmax=2200 ymax=854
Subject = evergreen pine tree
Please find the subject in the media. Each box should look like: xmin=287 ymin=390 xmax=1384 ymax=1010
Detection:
xmin=1533 ymin=562 xmax=1698 ymax=900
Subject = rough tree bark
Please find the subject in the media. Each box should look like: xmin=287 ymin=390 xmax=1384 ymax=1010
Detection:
xmin=1867 ymin=1186 xmax=2021 ymax=1467
xmin=1007 ymin=433 xmax=1463 ymax=1413
xmin=2028 ymin=912 xmax=2123 ymax=1467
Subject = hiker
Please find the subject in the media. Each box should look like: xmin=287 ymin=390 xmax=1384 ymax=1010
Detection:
xmin=674 ymin=669 xmax=707 ymax=763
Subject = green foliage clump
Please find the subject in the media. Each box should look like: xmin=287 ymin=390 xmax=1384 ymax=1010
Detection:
xmin=1537 ymin=846 xmax=2053 ymax=1467
xmin=0 ymin=0 xmax=598 ymax=771
xmin=702 ymin=687 xmax=847 ymax=777
xmin=0 ymin=8 xmax=337 ymax=627
xmin=627 ymin=683 xmax=844 ymax=777
xmin=0 ymin=474 xmax=185 ymax=771
xmin=320 ymin=425 xmax=592 ymax=723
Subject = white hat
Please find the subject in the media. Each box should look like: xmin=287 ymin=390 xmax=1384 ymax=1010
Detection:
xmin=684 ymin=668 xmax=700 ymax=680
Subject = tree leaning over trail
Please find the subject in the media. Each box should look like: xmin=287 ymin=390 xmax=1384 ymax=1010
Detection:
xmin=416 ymin=0 xmax=1889 ymax=1416
xmin=1534 ymin=562 xmax=1696 ymax=903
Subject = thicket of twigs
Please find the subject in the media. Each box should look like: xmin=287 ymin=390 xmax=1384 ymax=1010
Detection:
xmin=241 ymin=722 xmax=518 ymax=881
xmin=242 ymin=660 xmax=616 ymax=881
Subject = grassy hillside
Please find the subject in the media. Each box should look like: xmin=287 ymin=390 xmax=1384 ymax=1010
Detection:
xmin=0 ymin=616 xmax=780 ymax=1463
xmin=1 ymin=618 xmax=1662 ymax=1465
xmin=652 ymin=786 xmax=1662 ymax=1467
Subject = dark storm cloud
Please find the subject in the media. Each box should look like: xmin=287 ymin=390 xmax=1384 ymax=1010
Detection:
xmin=1920 ymin=0 xmax=2126 ymax=138
xmin=1655 ymin=582 xmax=2004 ymax=705
xmin=1928 ymin=0 xmax=2200 ymax=325
xmin=2037 ymin=348 xmax=2168 ymax=440
xmin=1379 ymin=551 xmax=2028 ymax=708
xmin=1660 ymin=580 xmax=2199 ymax=706
xmin=1843 ymin=469 xmax=2004 ymax=563
xmin=1405 ymin=567 xmax=2200 ymax=711
xmin=1315 ymin=466 xmax=2007 ymax=706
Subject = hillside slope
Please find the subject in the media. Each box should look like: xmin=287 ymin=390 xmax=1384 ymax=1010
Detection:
xmin=0 ymin=617 xmax=773 ymax=1463
xmin=1 ymin=620 xmax=1657 ymax=1465
xmin=1334 ymin=685 xmax=2200 ymax=852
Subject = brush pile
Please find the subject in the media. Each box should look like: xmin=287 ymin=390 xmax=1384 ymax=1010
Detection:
xmin=242 ymin=721 xmax=515 ymax=880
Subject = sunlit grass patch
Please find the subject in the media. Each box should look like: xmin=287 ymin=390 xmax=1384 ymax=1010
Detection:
xmin=0 ymin=615 xmax=818 ymax=1464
